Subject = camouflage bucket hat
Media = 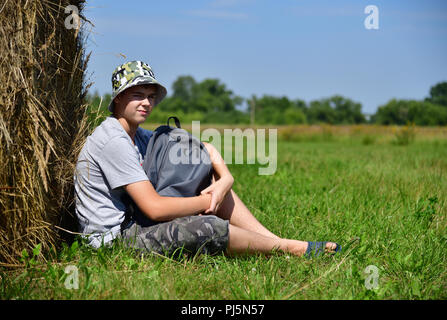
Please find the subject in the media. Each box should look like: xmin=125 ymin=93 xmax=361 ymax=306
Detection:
xmin=108 ymin=60 xmax=167 ymax=112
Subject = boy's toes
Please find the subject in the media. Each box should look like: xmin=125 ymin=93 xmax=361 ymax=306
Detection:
xmin=326 ymin=242 xmax=337 ymax=252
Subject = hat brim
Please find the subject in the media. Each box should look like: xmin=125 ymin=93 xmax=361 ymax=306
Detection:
xmin=108 ymin=76 xmax=167 ymax=112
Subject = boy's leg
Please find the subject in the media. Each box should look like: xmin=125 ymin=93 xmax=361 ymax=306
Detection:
xmin=119 ymin=203 xmax=337 ymax=258
xmin=120 ymin=215 xmax=229 ymax=256
xmin=216 ymin=190 xmax=338 ymax=255
xmin=215 ymin=189 xmax=280 ymax=239
xmin=226 ymin=224 xmax=338 ymax=256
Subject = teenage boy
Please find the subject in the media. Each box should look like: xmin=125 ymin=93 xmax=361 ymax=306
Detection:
xmin=74 ymin=60 xmax=340 ymax=257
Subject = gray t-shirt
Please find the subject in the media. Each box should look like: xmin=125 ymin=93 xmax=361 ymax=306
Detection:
xmin=74 ymin=116 xmax=152 ymax=248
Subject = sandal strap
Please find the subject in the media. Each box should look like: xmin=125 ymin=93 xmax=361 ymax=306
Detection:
xmin=305 ymin=241 xmax=341 ymax=258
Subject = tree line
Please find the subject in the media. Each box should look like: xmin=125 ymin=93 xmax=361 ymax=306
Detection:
xmin=87 ymin=77 xmax=447 ymax=126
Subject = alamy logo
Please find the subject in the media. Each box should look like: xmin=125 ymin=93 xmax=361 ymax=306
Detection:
xmin=364 ymin=5 xmax=379 ymax=30
xmin=364 ymin=265 xmax=380 ymax=290
xmin=167 ymin=121 xmax=277 ymax=176
xmin=64 ymin=5 xmax=80 ymax=30
xmin=64 ymin=265 xmax=79 ymax=290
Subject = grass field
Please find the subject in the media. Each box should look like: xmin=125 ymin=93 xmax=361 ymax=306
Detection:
xmin=1 ymin=125 xmax=447 ymax=300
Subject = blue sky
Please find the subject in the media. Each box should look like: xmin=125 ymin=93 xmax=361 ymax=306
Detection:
xmin=82 ymin=0 xmax=447 ymax=114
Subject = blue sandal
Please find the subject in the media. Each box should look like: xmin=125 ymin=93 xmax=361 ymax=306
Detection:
xmin=305 ymin=241 xmax=342 ymax=259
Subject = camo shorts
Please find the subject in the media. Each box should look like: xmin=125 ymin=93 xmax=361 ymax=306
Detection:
xmin=119 ymin=215 xmax=229 ymax=256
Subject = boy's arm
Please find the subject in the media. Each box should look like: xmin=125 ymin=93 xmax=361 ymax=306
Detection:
xmin=201 ymin=142 xmax=234 ymax=213
xmin=203 ymin=142 xmax=233 ymax=184
xmin=125 ymin=142 xmax=230 ymax=220
xmin=125 ymin=180 xmax=211 ymax=222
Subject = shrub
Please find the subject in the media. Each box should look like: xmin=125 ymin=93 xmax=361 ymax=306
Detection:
xmin=393 ymin=122 xmax=416 ymax=146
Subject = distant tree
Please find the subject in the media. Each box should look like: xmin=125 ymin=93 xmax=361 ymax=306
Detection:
xmin=159 ymin=75 xmax=196 ymax=112
xmin=156 ymin=76 xmax=243 ymax=123
xmin=194 ymin=79 xmax=243 ymax=113
xmin=203 ymin=109 xmax=250 ymax=124
xmin=426 ymin=81 xmax=447 ymax=107
xmin=284 ymin=108 xmax=307 ymax=124
xmin=171 ymin=75 xmax=196 ymax=102
xmin=307 ymin=99 xmax=337 ymax=124
xmin=329 ymin=95 xmax=366 ymax=124
xmin=87 ymin=76 xmax=378 ymax=125
xmin=250 ymin=95 xmax=302 ymax=124
xmin=408 ymin=100 xmax=447 ymax=126
xmin=372 ymin=99 xmax=411 ymax=125
xmin=306 ymin=95 xmax=365 ymax=125
xmin=294 ymin=99 xmax=307 ymax=111
xmin=373 ymin=99 xmax=447 ymax=126
xmin=285 ymin=99 xmax=307 ymax=124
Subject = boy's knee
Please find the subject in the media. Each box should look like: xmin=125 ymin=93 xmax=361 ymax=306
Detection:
xmin=177 ymin=215 xmax=229 ymax=254
xmin=122 ymin=215 xmax=229 ymax=256
xmin=181 ymin=215 xmax=228 ymax=240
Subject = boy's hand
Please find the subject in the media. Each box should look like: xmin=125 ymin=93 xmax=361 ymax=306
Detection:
xmin=200 ymin=175 xmax=234 ymax=214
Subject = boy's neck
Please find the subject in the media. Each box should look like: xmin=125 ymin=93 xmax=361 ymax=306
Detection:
xmin=115 ymin=116 xmax=137 ymax=143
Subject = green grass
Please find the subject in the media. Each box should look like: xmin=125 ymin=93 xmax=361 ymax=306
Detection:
xmin=1 ymin=138 xmax=447 ymax=300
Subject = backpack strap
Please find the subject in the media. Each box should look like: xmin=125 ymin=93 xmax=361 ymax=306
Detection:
xmin=167 ymin=116 xmax=181 ymax=128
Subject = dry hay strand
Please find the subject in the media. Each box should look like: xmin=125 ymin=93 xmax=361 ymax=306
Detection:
xmin=0 ymin=0 xmax=92 ymax=265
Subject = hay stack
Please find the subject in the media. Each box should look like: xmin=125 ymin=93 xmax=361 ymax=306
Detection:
xmin=0 ymin=0 xmax=90 ymax=265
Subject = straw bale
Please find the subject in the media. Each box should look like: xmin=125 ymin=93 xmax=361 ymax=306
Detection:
xmin=0 ymin=0 xmax=91 ymax=265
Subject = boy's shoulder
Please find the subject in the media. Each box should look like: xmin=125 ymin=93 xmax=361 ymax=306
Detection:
xmin=78 ymin=117 xmax=132 ymax=162
xmin=89 ymin=117 xmax=129 ymax=148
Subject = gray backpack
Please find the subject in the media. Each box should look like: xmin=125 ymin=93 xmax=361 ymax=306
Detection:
xmin=124 ymin=117 xmax=213 ymax=227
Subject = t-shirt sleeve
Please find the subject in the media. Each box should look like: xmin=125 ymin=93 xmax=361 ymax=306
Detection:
xmin=97 ymin=136 xmax=149 ymax=189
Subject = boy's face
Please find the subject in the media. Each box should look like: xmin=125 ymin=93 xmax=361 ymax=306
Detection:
xmin=113 ymin=85 xmax=158 ymax=125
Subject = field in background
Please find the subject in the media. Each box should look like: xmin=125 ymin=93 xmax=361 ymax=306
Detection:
xmin=142 ymin=123 xmax=447 ymax=145
xmin=1 ymin=125 xmax=446 ymax=299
